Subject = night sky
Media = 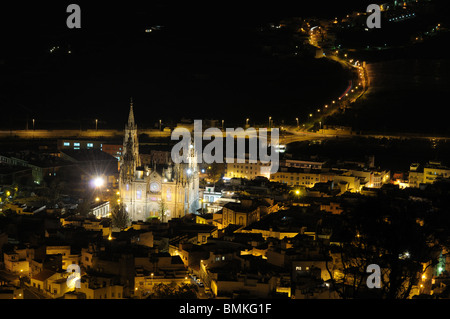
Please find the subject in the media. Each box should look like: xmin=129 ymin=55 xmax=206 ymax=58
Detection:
xmin=0 ymin=1 xmax=379 ymax=130
xmin=2 ymin=1 xmax=450 ymax=131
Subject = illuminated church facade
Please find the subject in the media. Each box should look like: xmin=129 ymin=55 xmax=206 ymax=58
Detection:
xmin=118 ymin=101 xmax=199 ymax=222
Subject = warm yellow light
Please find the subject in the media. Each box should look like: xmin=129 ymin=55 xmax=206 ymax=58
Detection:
xmin=116 ymin=191 xmax=120 ymax=195
xmin=95 ymin=197 xmax=100 ymax=202
xmin=295 ymin=190 xmax=300 ymax=195
xmin=93 ymin=177 xmax=104 ymax=188
xmin=422 ymin=274 xmax=426 ymax=280
xmin=6 ymin=191 xmax=10 ymax=197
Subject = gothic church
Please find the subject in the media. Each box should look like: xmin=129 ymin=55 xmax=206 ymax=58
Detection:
xmin=119 ymin=101 xmax=199 ymax=222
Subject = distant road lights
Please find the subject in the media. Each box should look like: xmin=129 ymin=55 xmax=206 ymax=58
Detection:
xmin=332 ymin=100 xmax=335 ymax=104
xmin=324 ymin=105 xmax=328 ymax=108
xmin=309 ymin=113 xmax=313 ymax=117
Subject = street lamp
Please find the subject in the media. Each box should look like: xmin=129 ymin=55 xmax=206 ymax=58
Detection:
xmin=296 ymin=118 xmax=299 ymax=128
xmin=32 ymin=119 xmax=35 ymax=130
xmin=95 ymin=119 xmax=98 ymax=131
xmin=246 ymin=118 xmax=249 ymax=126
xmin=92 ymin=176 xmax=104 ymax=188
xmin=269 ymin=116 xmax=272 ymax=129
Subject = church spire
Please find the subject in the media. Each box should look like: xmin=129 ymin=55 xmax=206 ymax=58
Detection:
xmin=127 ymin=97 xmax=135 ymax=128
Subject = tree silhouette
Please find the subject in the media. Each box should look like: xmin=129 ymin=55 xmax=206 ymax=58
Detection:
xmin=111 ymin=204 xmax=130 ymax=229
xmin=149 ymin=282 xmax=198 ymax=299
xmin=323 ymin=191 xmax=450 ymax=299
xmin=159 ymin=199 xmax=168 ymax=223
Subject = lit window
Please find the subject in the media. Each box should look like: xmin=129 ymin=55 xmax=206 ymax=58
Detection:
xmin=74 ymin=147 xmax=80 ymax=150
xmin=87 ymin=143 xmax=94 ymax=148
xmin=136 ymin=190 xmax=142 ymax=200
xmin=74 ymin=143 xmax=80 ymax=146
xmin=63 ymin=142 xmax=70 ymax=146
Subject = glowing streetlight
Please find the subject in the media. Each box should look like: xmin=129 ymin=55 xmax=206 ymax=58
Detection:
xmin=92 ymin=176 xmax=104 ymax=188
